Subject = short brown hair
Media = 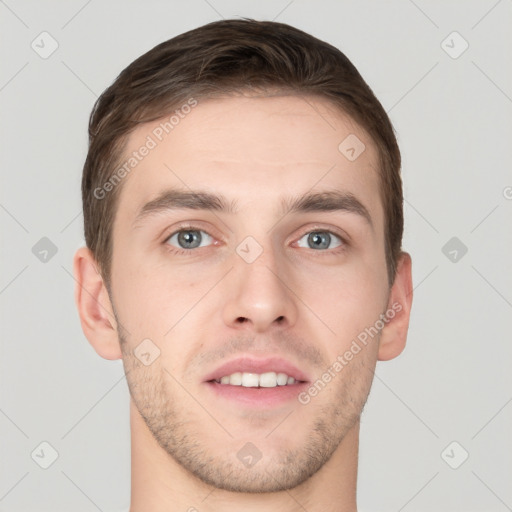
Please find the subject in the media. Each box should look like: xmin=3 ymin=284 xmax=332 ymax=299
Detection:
xmin=82 ymin=18 xmax=403 ymax=289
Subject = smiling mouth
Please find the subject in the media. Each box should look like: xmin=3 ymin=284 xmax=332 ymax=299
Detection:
xmin=208 ymin=371 xmax=307 ymax=388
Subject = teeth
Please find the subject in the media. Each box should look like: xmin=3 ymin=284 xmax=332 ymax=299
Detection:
xmin=276 ymin=373 xmax=288 ymax=386
xmin=260 ymin=372 xmax=278 ymax=387
xmin=214 ymin=371 xmax=299 ymax=387
xmin=229 ymin=372 xmax=243 ymax=385
xmin=242 ymin=372 xmax=259 ymax=387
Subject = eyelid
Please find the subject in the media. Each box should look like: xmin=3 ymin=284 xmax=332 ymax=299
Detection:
xmin=163 ymin=222 xmax=348 ymax=240
xmin=162 ymin=221 xmax=220 ymax=243
xmin=292 ymin=224 xmax=350 ymax=245
xmin=163 ymin=222 xmax=350 ymax=254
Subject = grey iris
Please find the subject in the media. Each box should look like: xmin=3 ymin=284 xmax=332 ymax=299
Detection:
xmin=178 ymin=230 xmax=202 ymax=249
xmin=309 ymin=232 xmax=331 ymax=250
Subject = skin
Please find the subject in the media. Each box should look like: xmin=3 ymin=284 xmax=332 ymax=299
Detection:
xmin=73 ymin=94 xmax=413 ymax=512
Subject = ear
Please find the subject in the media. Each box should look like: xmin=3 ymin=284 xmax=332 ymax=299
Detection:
xmin=377 ymin=252 xmax=413 ymax=361
xmin=72 ymin=246 xmax=122 ymax=360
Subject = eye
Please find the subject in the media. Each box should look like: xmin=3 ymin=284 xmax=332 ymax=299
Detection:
xmin=165 ymin=227 xmax=214 ymax=253
xmin=163 ymin=225 xmax=346 ymax=256
xmin=296 ymin=230 xmax=344 ymax=251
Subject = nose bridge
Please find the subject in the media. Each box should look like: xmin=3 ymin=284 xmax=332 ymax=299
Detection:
xmin=222 ymin=232 xmax=297 ymax=332
xmin=238 ymin=236 xmax=283 ymax=290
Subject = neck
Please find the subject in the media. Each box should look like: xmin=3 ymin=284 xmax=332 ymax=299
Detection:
xmin=129 ymin=399 xmax=359 ymax=512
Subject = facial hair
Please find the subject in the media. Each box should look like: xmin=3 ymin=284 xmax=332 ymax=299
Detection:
xmin=117 ymin=321 xmax=378 ymax=494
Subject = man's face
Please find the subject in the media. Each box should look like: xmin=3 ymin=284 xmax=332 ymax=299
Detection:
xmin=109 ymin=94 xmax=390 ymax=492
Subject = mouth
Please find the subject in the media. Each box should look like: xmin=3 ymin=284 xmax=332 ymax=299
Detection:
xmin=203 ymin=356 xmax=310 ymax=407
xmin=209 ymin=371 xmax=304 ymax=387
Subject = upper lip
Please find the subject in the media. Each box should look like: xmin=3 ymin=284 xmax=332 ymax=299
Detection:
xmin=203 ymin=356 xmax=310 ymax=383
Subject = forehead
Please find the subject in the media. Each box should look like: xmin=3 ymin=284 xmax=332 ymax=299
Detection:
xmin=115 ymin=94 xmax=382 ymax=226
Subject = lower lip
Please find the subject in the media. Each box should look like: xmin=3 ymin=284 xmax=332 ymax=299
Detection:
xmin=205 ymin=381 xmax=309 ymax=407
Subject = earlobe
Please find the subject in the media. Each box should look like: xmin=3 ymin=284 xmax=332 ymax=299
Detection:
xmin=377 ymin=252 xmax=413 ymax=361
xmin=72 ymin=246 xmax=122 ymax=360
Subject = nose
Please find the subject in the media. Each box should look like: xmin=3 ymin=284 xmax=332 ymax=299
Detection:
xmin=222 ymin=244 xmax=298 ymax=333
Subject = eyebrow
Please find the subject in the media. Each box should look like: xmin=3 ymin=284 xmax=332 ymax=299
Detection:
xmin=132 ymin=188 xmax=373 ymax=228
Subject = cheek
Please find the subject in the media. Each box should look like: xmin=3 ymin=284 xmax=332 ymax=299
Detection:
xmin=111 ymin=255 xmax=167 ymax=334
xmin=112 ymin=251 xmax=214 ymax=348
xmin=296 ymin=262 xmax=387 ymax=346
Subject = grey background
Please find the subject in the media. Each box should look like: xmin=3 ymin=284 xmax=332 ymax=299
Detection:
xmin=1 ymin=0 xmax=511 ymax=511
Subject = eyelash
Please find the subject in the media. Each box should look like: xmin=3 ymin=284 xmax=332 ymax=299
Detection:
xmin=162 ymin=223 xmax=348 ymax=257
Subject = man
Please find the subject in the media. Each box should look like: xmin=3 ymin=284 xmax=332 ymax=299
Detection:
xmin=73 ymin=18 xmax=412 ymax=512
